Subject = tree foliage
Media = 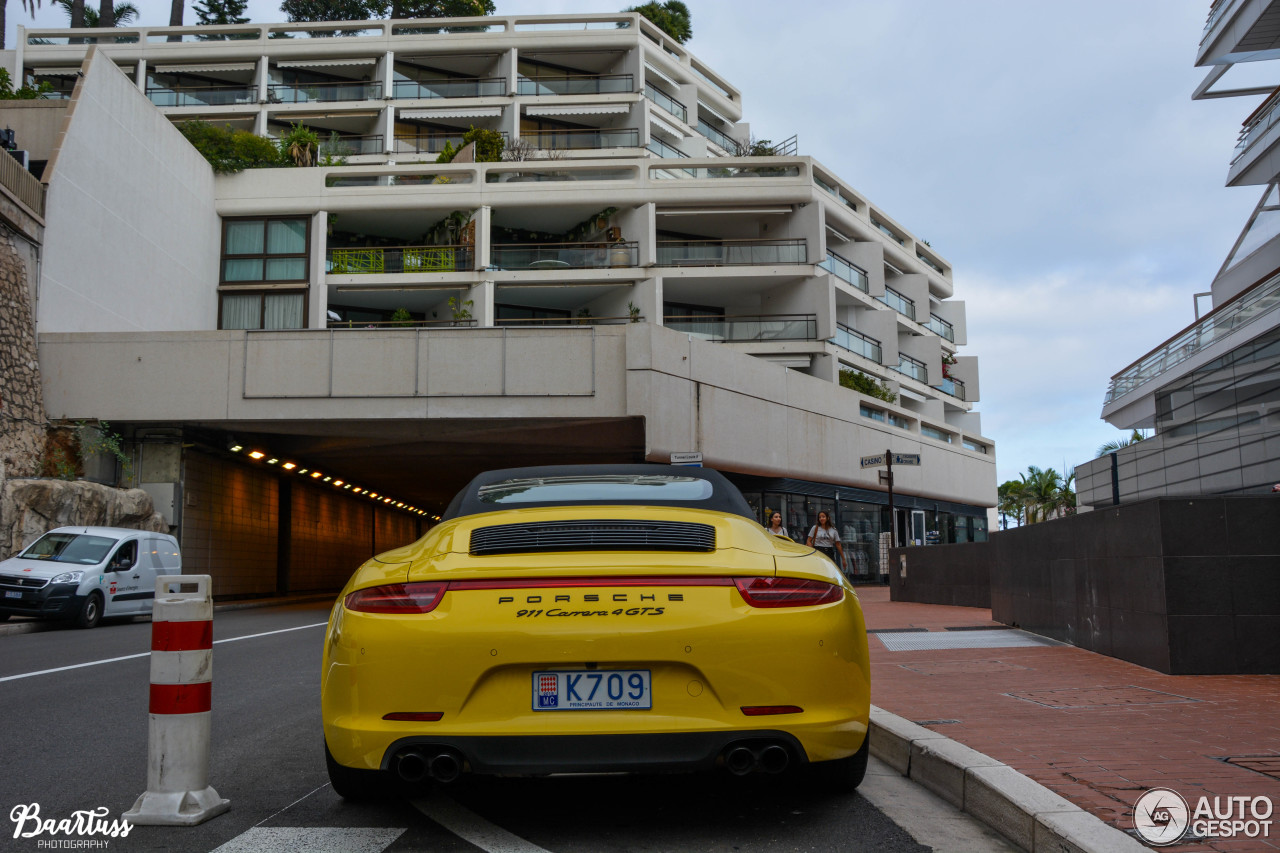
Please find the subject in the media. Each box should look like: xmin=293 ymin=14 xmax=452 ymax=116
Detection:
xmin=1000 ymin=466 xmax=1076 ymax=527
xmin=0 ymin=68 xmax=53 ymax=99
xmin=625 ymin=1 xmax=690 ymax=43
xmin=177 ymin=121 xmax=284 ymax=173
xmin=838 ymin=368 xmax=897 ymax=404
xmin=194 ymin=0 xmax=249 ymax=28
xmin=280 ymin=0 xmax=494 ymax=24
xmin=1095 ymin=428 xmax=1145 ymax=458
xmin=55 ymin=0 xmax=138 ymax=26
xmin=436 ymin=125 xmax=505 ymax=164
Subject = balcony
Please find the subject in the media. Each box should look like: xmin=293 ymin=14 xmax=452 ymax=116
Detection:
xmin=518 ymin=74 xmax=633 ymax=96
xmin=490 ymin=241 xmax=639 ymax=270
xmin=820 ymin=250 xmax=869 ymax=293
xmin=1234 ymin=90 xmax=1280 ymax=166
xmin=831 ymin=324 xmax=882 ymax=362
xmin=872 ymin=218 xmax=905 ymax=246
xmin=268 ymin=81 xmax=382 ymax=104
xmin=147 ymin=84 xmax=257 ymax=107
xmin=940 ymin=376 xmax=966 ymax=400
xmin=393 ymin=77 xmax=505 ymax=99
xmin=655 ymin=238 xmax=807 ymax=266
xmin=696 ymin=119 xmax=735 ymax=152
xmin=644 ymin=83 xmax=687 ymax=123
xmin=327 ymin=245 xmax=473 ymax=274
xmin=891 ymin=352 xmax=928 ymax=384
xmin=394 ymin=131 xmax=508 ymax=155
xmin=649 ymin=162 xmax=803 ymax=180
xmin=916 ymin=252 xmax=944 ymax=274
xmin=878 ymin=286 xmax=916 ymax=321
xmin=926 ymin=313 xmax=955 ymax=341
xmin=319 ymin=134 xmax=385 ymax=157
xmin=665 ymin=313 xmax=817 ymax=342
xmin=525 ymin=127 xmax=640 ymax=150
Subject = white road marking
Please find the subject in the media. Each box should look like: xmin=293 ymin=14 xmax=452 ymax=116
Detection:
xmin=0 ymin=622 xmax=328 ymax=682
xmin=413 ymin=794 xmax=554 ymax=853
xmin=209 ymin=827 xmax=405 ymax=853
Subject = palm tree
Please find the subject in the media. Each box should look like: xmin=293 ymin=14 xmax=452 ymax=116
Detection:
xmin=55 ymin=0 xmax=136 ymax=25
xmin=1 ymin=0 xmax=42 ymax=50
xmin=1096 ymin=428 xmax=1146 ymax=458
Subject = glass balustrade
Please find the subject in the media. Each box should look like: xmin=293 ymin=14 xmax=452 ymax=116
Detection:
xmin=327 ymin=245 xmax=473 ymax=274
xmin=393 ymin=77 xmax=505 ymax=99
xmin=696 ymin=118 xmax=735 ymax=152
xmin=664 ymin=314 xmax=816 ymax=342
xmin=147 ymin=84 xmax=257 ymax=107
xmin=926 ymin=314 xmax=955 ymax=341
xmin=490 ymin=242 xmax=638 ymax=270
xmin=518 ymin=74 xmax=633 ymax=96
xmin=831 ymin=324 xmax=882 ymax=362
xmin=644 ymin=82 xmax=687 ymax=122
xmin=526 ymin=128 xmax=639 ymax=150
xmin=892 ymin=353 xmax=928 ymax=383
xmin=878 ymin=286 xmax=916 ymax=321
xmin=268 ymin=81 xmax=382 ymax=103
xmin=820 ymin=251 xmax=869 ymax=292
xmin=655 ymin=239 xmax=806 ymax=266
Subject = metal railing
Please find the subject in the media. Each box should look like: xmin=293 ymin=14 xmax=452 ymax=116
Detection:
xmin=490 ymin=241 xmax=639 ymax=270
xmin=318 ymin=134 xmax=385 ymax=157
xmin=525 ymin=127 xmax=640 ymax=150
xmin=326 ymin=317 xmax=478 ymax=328
xmin=696 ymin=118 xmax=735 ymax=152
xmin=147 ymin=84 xmax=257 ymax=107
xmin=940 ymin=376 xmax=966 ymax=400
xmin=392 ymin=77 xmax=505 ymax=99
xmin=0 ymin=150 xmax=45 ymax=215
xmin=267 ymin=81 xmax=382 ymax=103
xmin=394 ymin=130 xmax=508 ymax=154
xmin=926 ymin=313 xmax=955 ymax=341
xmin=644 ymin=82 xmax=687 ymax=123
xmin=518 ymin=73 xmax=633 ymax=96
xmin=664 ymin=313 xmax=817 ymax=342
xmin=327 ymin=245 xmax=473 ymax=274
xmin=1234 ymin=89 xmax=1280 ymax=165
xmin=820 ymin=250 xmax=869 ymax=292
xmin=655 ymin=238 xmax=807 ymax=266
xmin=646 ymin=137 xmax=688 ymax=159
xmin=1105 ymin=269 xmax=1280 ymax=403
xmin=831 ymin=324 xmax=881 ymax=362
xmin=650 ymin=162 xmax=803 ymax=180
xmin=496 ymin=314 xmax=638 ymax=326
xmin=878 ymin=286 xmax=916 ymax=321
xmin=892 ymin=353 xmax=928 ymax=384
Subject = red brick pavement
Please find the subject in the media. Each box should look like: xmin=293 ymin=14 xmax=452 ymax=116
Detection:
xmin=858 ymin=586 xmax=1280 ymax=852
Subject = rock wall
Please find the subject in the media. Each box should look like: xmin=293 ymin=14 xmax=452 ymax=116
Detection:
xmin=0 ymin=220 xmax=46 ymax=480
xmin=1 ymin=479 xmax=167 ymax=558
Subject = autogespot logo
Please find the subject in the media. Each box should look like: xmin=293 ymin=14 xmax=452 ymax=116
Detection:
xmin=1134 ymin=788 xmax=1190 ymax=846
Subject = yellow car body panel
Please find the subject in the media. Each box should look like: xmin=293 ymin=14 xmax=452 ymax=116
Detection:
xmin=323 ymin=501 xmax=871 ymax=777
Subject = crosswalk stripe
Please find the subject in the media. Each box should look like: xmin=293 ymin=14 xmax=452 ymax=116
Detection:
xmin=413 ymin=795 xmax=553 ymax=853
xmin=210 ymin=827 xmax=405 ymax=853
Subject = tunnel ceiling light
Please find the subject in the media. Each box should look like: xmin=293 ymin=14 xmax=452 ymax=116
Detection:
xmin=248 ymin=451 xmax=265 ymax=460
xmin=333 ymin=479 xmax=344 ymax=486
xmin=323 ymin=476 xmax=332 ymax=482
xmin=229 ymin=444 xmax=243 ymax=453
xmin=311 ymin=471 xmax=323 ymax=478
xmin=282 ymin=462 xmax=296 ymax=470
xmin=267 ymin=458 xmax=279 ymax=465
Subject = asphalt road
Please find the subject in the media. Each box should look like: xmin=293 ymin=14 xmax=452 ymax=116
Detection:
xmin=0 ymin=603 xmax=1015 ymax=853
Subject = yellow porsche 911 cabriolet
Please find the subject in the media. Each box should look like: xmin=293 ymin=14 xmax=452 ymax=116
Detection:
xmin=322 ymin=464 xmax=871 ymax=796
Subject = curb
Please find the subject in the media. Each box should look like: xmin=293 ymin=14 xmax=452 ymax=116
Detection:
xmin=869 ymin=706 xmax=1149 ymax=852
xmin=0 ymin=593 xmax=337 ymax=637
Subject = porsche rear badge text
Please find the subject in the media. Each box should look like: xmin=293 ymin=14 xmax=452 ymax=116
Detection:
xmin=501 ymin=592 xmax=680 ymax=618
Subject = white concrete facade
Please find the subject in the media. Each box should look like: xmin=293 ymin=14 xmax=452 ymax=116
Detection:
xmin=16 ymin=12 xmax=993 ymax=533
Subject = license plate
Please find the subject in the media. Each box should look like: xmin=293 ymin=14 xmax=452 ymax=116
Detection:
xmin=532 ymin=670 xmax=651 ymax=711
xmin=4 ymin=590 xmax=21 ymax=599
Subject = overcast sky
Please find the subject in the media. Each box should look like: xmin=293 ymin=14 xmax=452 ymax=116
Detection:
xmin=7 ymin=1 xmax=1263 ymax=485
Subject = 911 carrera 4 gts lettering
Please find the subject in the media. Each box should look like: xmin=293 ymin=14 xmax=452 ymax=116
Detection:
xmin=515 ymin=607 xmax=666 ymax=618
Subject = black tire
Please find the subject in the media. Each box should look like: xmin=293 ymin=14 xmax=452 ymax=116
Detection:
xmin=75 ymin=592 xmax=103 ymax=629
xmin=325 ymin=741 xmax=392 ymax=801
xmin=808 ymin=732 xmax=869 ymax=792
xmin=0 ymin=612 xmax=11 ymax=622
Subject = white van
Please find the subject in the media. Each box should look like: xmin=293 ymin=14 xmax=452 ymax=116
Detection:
xmin=0 ymin=527 xmax=182 ymax=629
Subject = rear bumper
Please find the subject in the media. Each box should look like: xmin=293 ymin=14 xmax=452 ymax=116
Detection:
xmin=379 ymin=730 xmax=816 ymax=775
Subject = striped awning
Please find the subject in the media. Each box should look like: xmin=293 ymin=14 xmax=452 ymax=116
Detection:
xmin=398 ymin=106 xmax=502 ymax=119
xmin=648 ymin=111 xmax=686 ymax=140
xmin=31 ymin=66 xmax=83 ymax=76
xmin=525 ymin=103 xmax=630 ymax=117
xmin=155 ymin=62 xmax=257 ymax=73
xmin=276 ymin=58 xmax=377 ymax=69
xmin=644 ymin=63 xmax=680 ymax=91
xmin=697 ymin=100 xmax=732 ymax=127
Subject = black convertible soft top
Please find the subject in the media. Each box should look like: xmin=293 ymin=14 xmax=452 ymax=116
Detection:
xmin=442 ymin=464 xmax=756 ymax=521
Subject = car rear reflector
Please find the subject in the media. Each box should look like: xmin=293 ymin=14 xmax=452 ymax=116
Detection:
xmin=382 ymin=712 xmax=444 ymax=721
xmin=740 ymin=705 xmax=804 ymax=716
xmin=345 ymin=582 xmax=446 ymax=614
xmin=733 ymin=576 xmax=843 ymax=608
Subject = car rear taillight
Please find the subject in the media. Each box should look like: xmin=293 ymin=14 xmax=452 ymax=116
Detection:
xmin=734 ymin=576 xmax=843 ymax=608
xmin=345 ymin=582 xmax=446 ymax=614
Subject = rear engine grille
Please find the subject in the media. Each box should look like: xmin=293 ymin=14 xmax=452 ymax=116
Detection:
xmin=470 ymin=520 xmax=716 ymax=555
xmin=0 ymin=575 xmax=48 ymax=589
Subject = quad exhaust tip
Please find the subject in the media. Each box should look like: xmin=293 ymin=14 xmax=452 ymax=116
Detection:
xmin=395 ymin=749 xmax=463 ymax=783
xmin=723 ymin=742 xmax=791 ymax=775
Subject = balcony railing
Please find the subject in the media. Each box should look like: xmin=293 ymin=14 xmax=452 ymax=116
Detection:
xmin=892 ymin=353 xmax=928 ymax=384
xmin=1104 ymin=269 xmax=1280 ymax=404
xmin=1235 ymin=90 xmax=1280 ymax=165
xmin=872 ymin=218 xmax=905 ymax=245
xmin=646 ymin=137 xmax=688 ymax=159
xmin=644 ymin=82 xmax=687 ymax=123
xmin=518 ymin=74 xmax=633 ymax=96
xmin=940 ymin=376 xmax=966 ymax=400
xmin=831 ymin=324 xmax=882 ymax=363
xmin=267 ymin=81 xmax=382 ymax=103
xmin=0 ymin=146 xmax=45 ymax=215
xmin=926 ymin=313 xmax=955 ymax=341
xmin=696 ymin=118 xmax=735 ymax=152
xmin=916 ymin=252 xmax=944 ymax=274
xmin=393 ymin=77 xmax=505 ymax=99
xmin=664 ymin=313 xmax=817 ymax=342
xmin=318 ymin=134 xmax=385 ymax=157
xmin=525 ymin=127 xmax=640 ymax=150
xmin=878 ymin=286 xmax=916 ymax=321
xmin=490 ymin=241 xmax=639 ymax=270
xmin=655 ymin=238 xmax=807 ymax=266
xmin=394 ymin=131 xmax=508 ymax=155
xmin=147 ymin=84 xmax=257 ymax=107
xmin=820 ymin=250 xmax=869 ymax=293
xmin=327 ymin=318 xmax=478 ymax=329
xmin=649 ymin=162 xmax=803 ymax=180
xmin=327 ymin=245 xmax=473 ymax=274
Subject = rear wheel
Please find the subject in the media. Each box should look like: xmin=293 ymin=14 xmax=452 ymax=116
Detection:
xmin=75 ymin=592 xmax=103 ymax=629
xmin=325 ymin=741 xmax=392 ymax=801
xmin=808 ymin=732 xmax=869 ymax=792
xmin=0 ymin=612 xmax=11 ymax=622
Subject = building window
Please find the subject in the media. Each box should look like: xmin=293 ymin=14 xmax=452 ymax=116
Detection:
xmin=921 ymin=424 xmax=952 ymax=443
xmin=222 ymin=217 xmax=309 ymax=283
xmin=962 ymin=438 xmax=987 ymax=453
xmin=859 ymin=404 xmax=886 ymax=423
xmin=888 ymin=413 xmax=911 ymax=430
xmin=220 ymin=291 xmax=306 ymax=330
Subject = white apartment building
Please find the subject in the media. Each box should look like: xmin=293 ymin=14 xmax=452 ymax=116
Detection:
xmin=1076 ymin=0 xmax=1280 ymax=507
xmin=3 ymin=12 xmax=994 ymax=593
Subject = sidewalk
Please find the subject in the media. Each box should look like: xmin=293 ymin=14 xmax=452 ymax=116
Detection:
xmin=860 ymin=586 xmax=1280 ymax=852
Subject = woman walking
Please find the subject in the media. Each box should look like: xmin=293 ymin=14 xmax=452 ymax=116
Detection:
xmin=806 ymin=510 xmax=844 ymax=569
xmin=764 ymin=511 xmax=788 ymax=539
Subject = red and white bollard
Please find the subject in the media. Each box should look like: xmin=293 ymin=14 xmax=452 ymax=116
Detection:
xmin=124 ymin=575 xmax=230 ymax=826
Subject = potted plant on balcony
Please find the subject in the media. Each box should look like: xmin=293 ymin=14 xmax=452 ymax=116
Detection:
xmin=448 ymin=296 xmax=474 ymax=325
xmin=942 ymin=352 xmax=957 ymax=379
